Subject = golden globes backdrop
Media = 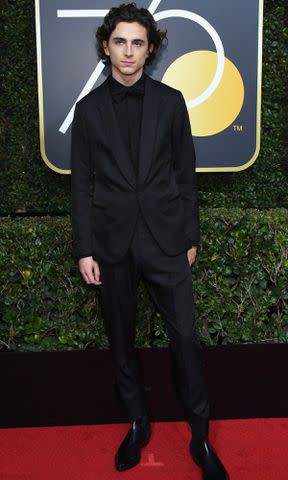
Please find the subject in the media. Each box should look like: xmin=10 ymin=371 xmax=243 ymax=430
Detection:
xmin=35 ymin=0 xmax=263 ymax=173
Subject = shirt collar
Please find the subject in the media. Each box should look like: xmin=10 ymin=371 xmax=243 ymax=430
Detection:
xmin=108 ymin=71 xmax=146 ymax=95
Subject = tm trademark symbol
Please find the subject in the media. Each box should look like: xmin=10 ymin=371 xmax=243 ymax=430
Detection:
xmin=233 ymin=125 xmax=243 ymax=132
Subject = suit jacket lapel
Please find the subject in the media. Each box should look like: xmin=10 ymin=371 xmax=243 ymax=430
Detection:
xmin=138 ymin=73 xmax=159 ymax=186
xmin=97 ymin=72 xmax=159 ymax=188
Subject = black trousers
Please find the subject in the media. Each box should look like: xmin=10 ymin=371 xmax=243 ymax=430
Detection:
xmin=98 ymin=209 xmax=210 ymax=421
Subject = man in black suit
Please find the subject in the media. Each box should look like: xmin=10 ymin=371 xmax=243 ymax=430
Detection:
xmin=71 ymin=3 xmax=229 ymax=478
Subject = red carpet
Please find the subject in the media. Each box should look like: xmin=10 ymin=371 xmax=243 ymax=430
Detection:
xmin=0 ymin=418 xmax=287 ymax=479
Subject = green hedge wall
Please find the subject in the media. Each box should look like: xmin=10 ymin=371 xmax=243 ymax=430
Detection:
xmin=1 ymin=208 xmax=287 ymax=352
xmin=0 ymin=0 xmax=287 ymax=213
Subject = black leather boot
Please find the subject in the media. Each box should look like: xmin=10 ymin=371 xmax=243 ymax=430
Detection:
xmin=189 ymin=414 xmax=230 ymax=480
xmin=115 ymin=416 xmax=151 ymax=471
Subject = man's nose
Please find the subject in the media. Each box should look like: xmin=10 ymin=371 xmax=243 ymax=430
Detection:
xmin=124 ymin=43 xmax=133 ymax=56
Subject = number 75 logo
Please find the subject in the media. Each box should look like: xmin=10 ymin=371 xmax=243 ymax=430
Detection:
xmin=35 ymin=0 xmax=263 ymax=173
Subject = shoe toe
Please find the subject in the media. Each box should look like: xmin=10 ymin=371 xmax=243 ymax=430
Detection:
xmin=190 ymin=441 xmax=229 ymax=480
xmin=115 ymin=449 xmax=140 ymax=471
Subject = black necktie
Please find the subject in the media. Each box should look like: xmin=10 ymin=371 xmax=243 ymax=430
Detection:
xmin=112 ymin=83 xmax=145 ymax=104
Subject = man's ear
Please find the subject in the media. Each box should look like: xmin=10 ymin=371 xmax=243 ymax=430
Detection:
xmin=146 ymin=43 xmax=154 ymax=59
xmin=102 ymin=40 xmax=110 ymax=56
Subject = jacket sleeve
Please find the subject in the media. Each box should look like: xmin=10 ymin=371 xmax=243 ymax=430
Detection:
xmin=171 ymin=91 xmax=200 ymax=246
xmin=70 ymin=103 xmax=93 ymax=259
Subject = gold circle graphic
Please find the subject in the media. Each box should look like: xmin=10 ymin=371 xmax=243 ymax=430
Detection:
xmin=162 ymin=50 xmax=245 ymax=137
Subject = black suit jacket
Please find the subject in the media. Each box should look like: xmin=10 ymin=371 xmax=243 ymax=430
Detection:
xmin=71 ymin=71 xmax=200 ymax=263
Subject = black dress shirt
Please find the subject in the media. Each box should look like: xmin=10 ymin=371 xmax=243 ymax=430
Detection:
xmin=108 ymin=72 xmax=146 ymax=176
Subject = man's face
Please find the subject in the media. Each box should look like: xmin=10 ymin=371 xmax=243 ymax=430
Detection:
xmin=102 ymin=21 xmax=154 ymax=77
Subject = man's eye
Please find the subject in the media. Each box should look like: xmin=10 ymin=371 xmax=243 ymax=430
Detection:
xmin=115 ymin=40 xmax=124 ymax=44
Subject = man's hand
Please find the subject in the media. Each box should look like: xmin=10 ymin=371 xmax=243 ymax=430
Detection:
xmin=187 ymin=246 xmax=197 ymax=267
xmin=78 ymin=256 xmax=102 ymax=286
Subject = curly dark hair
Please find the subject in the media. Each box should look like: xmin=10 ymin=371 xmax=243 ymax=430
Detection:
xmin=95 ymin=2 xmax=167 ymax=65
